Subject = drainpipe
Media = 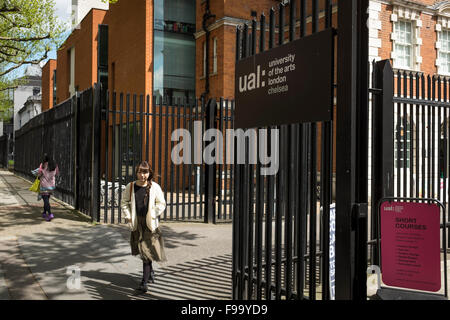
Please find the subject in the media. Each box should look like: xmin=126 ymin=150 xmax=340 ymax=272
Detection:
xmin=201 ymin=0 xmax=216 ymax=101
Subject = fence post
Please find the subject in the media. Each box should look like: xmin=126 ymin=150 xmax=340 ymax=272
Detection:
xmin=336 ymin=0 xmax=369 ymax=300
xmin=73 ymin=92 xmax=79 ymax=210
xmin=371 ymin=60 xmax=394 ymax=265
xmin=91 ymin=83 xmax=102 ymax=223
xmin=204 ymin=98 xmax=217 ymax=224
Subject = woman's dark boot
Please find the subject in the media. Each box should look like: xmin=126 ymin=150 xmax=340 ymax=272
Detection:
xmin=139 ymin=262 xmax=152 ymax=291
xmin=148 ymin=261 xmax=155 ymax=284
xmin=137 ymin=280 xmax=148 ymax=293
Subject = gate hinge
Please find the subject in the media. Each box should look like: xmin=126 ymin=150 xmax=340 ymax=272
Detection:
xmin=352 ymin=203 xmax=368 ymax=219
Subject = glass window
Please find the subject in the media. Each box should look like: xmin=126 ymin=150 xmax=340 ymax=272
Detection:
xmin=98 ymin=25 xmax=108 ymax=91
xmin=203 ymin=41 xmax=206 ymax=77
xmin=153 ymin=0 xmax=196 ymax=102
xmin=53 ymin=70 xmax=57 ymax=107
xmin=394 ymin=20 xmax=413 ymax=69
xmin=439 ymin=29 xmax=450 ymax=74
xmin=213 ymin=37 xmax=217 ymax=74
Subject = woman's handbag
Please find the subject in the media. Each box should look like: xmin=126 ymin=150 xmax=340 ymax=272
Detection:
xmin=29 ymin=178 xmax=40 ymax=193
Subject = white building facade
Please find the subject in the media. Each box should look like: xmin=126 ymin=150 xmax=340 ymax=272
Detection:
xmin=71 ymin=0 xmax=109 ymax=29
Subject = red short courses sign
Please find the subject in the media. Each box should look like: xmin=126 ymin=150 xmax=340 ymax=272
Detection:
xmin=380 ymin=201 xmax=441 ymax=292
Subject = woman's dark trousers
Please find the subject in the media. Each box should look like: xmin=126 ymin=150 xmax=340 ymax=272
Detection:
xmin=42 ymin=195 xmax=51 ymax=215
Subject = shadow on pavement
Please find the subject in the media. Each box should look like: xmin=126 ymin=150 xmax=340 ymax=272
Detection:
xmin=11 ymin=225 xmax=230 ymax=300
xmin=0 ymin=170 xmax=232 ymax=300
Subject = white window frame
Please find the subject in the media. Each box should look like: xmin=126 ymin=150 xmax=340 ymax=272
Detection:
xmin=436 ymin=15 xmax=450 ymax=76
xmin=437 ymin=29 xmax=450 ymax=75
xmin=202 ymin=41 xmax=206 ymax=77
xmin=69 ymin=47 xmax=76 ymax=96
xmin=391 ymin=6 xmax=422 ymax=71
xmin=393 ymin=20 xmax=413 ymax=69
xmin=213 ymin=37 xmax=217 ymax=74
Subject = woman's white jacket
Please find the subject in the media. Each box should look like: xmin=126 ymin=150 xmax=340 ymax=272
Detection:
xmin=120 ymin=181 xmax=166 ymax=232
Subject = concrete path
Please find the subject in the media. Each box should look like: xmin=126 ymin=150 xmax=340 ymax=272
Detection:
xmin=0 ymin=169 xmax=232 ymax=300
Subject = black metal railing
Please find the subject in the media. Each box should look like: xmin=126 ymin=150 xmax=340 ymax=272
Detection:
xmin=101 ymin=93 xmax=235 ymax=224
xmin=369 ymin=62 xmax=450 ymax=272
xmin=14 ymin=97 xmax=77 ymax=206
xmin=0 ymin=134 xmax=8 ymax=168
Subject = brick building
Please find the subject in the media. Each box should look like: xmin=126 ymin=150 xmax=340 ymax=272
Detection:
xmin=41 ymin=59 xmax=56 ymax=112
xmin=41 ymin=1 xmax=450 ymax=108
xmin=44 ymin=0 xmax=450 ymax=184
xmin=41 ymin=0 xmax=288 ymax=111
xmin=195 ymin=0 xmax=281 ymax=100
xmin=369 ymin=0 xmax=450 ymax=76
xmin=38 ymin=0 xmax=338 ymax=181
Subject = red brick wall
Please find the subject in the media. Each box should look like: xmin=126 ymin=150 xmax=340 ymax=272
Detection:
xmin=421 ymin=13 xmax=437 ymax=75
xmin=56 ymin=9 xmax=107 ymax=103
xmin=41 ymin=59 xmax=56 ymax=111
xmin=195 ymin=0 xmax=278 ymax=100
xmin=195 ymin=0 xmax=339 ymax=101
xmin=106 ymin=0 xmax=152 ymax=98
xmin=102 ymin=0 xmax=153 ymax=178
xmin=379 ymin=4 xmax=393 ymax=63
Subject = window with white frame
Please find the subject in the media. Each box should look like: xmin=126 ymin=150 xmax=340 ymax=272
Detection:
xmin=391 ymin=7 xmax=422 ymax=71
xmin=203 ymin=41 xmax=206 ymax=77
xmin=393 ymin=20 xmax=413 ymax=69
xmin=438 ymin=29 xmax=450 ymax=74
xmin=213 ymin=37 xmax=217 ymax=74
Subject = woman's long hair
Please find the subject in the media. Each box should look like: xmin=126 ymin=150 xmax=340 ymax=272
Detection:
xmin=42 ymin=153 xmax=57 ymax=172
xmin=135 ymin=161 xmax=154 ymax=204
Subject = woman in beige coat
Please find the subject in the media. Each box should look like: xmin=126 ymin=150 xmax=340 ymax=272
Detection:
xmin=121 ymin=161 xmax=167 ymax=293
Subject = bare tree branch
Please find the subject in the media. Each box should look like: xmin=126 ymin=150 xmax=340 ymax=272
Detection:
xmin=0 ymin=12 xmax=33 ymax=30
xmin=0 ymin=44 xmax=26 ymax=52
xmin=0 ymin=83 xmax=18 ymax=92
xmin=0 ymin=34 xmax=51 ymax=42
xmin=0 ymin=48 xmax=49 ymax=77
xmin=0 ymin=12 xmax=19 ymax=27
xmin=0 ymin=46 xmax=32 ymax=63
xmin=0 ymin=49 xmax=17 ymax=57
xmin=0 ymin=5 xmax=20 ymax=14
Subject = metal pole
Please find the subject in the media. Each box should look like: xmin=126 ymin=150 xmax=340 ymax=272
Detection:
xmin=372 ymin=60 xmax=394 ymax=265
xmin=336 ymin=0 xmax=369 ymax=300
xmin=204 ymin=98 xmax=217 ymax=223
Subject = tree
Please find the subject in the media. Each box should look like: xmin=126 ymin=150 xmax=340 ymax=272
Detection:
xmin=0 ymin=0 xmax=119 ymax=120
xmin=0 ymin=0 xmax=66 ymax=119
xmin=0 ymin=0 xmax=66 ymax=86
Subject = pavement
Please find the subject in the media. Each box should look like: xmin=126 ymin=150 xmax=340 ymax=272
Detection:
xmin=0 ymin=169 xmax=232 ymax=300
xmin=2 ymin=168 xmax=450 ymax=301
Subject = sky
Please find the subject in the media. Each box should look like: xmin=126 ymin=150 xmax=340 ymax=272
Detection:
xmin=50 ymin=0 xmax=73 ymax=60
xmin=55 ymin=0 xmax=72 ymax=23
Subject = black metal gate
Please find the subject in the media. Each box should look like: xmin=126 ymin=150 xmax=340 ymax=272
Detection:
xmin=369 ymin=60 xmax=450 ymax=266
xmin=232 ymin=0 xmax=369 ymax=300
